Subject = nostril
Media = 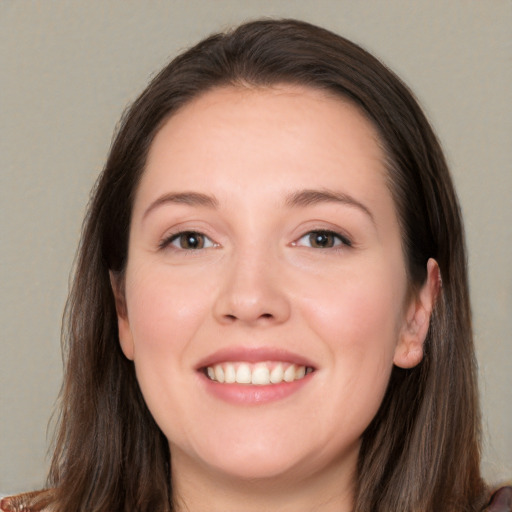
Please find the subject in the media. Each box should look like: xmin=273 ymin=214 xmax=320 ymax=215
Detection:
xmin=223 ymin=312 xmax=273 ymax=322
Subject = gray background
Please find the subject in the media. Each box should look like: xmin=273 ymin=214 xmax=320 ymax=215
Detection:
xmin=1 ymin=0 xmax=510 ymax=494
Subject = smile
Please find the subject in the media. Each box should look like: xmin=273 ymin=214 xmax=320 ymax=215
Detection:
xmin=204 ymin=361 xmax=315 ymax=385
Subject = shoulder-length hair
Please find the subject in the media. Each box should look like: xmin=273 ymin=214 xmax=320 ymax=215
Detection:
xmin=47 ymin=19 xmax=487 ymax=512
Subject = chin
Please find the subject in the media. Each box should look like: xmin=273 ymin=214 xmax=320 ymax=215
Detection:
xmin=176 ymin=432 xmax=313 ymax=482
xmin=186 ymin=432 xmax=349 ymax=484
xmin=208 ymin=453 xmax=310 ymax=482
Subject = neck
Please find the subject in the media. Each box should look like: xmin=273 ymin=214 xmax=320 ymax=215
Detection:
xmin=170 ymin=448 xmax=357 ymax=512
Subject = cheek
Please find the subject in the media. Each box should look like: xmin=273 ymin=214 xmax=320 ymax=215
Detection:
xmin=297 ymin=261 xmax=404 ymax=399
xmin=122 ymin=265 xmax=217 ymax=435
xmin=302 ymin=266 xmax=402 ymax=347
xmin=124 ymin=264 xmax=214 ymax=352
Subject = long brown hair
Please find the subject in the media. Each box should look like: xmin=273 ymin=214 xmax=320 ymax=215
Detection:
xmin=46 ymin=19 xmax=487 ymax=511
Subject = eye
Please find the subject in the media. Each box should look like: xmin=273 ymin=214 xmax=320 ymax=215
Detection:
xmin=295 ymin=230 xmax=351 ymax=249
xmin=161 ymin=231 xmax=216 ymax=250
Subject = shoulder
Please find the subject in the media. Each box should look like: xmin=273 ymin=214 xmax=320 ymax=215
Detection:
xmin=485 ymin=486 xmax=512 ymax=512
xmin=1 ymin=490 xmax=55 ymax=512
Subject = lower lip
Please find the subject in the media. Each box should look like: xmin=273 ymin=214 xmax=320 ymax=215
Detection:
xmin=199 ymin=373 xmax=313 ymax=405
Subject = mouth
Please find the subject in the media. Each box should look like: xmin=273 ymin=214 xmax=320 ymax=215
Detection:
xmin=196 ymin=347 xmax=317 ymax=403
xmin=202 ymin=361 xmax=315 ymax=385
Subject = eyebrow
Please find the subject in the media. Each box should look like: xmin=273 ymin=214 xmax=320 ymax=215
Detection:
xmin=142 ymin=188 xmax=374 ymax=223
xmin=285 ymin=189 xmax=375 ymax=223
xmin=143 ymin=192 xmax=219 ymax=220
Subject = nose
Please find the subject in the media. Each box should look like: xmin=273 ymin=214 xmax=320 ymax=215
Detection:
xmin=213 ymin=247 xmax=291 ymax=326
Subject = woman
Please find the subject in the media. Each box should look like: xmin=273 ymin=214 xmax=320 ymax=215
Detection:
xmin=2 ymin=18 xmax=510 ymax=512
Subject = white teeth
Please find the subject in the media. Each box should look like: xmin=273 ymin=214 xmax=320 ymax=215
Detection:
xmin=224 ymin=363 xmax=236 ymax=383
xmin=205 ymin=361 xmax=312 ymax=385
xmin=283 ymin=364 xmax=296 ymax=382
xmin=236 ymin=363 xmax=252 ymax=384
xmin=251 ymin=363 xmax=270 ymax=385
xmin=214 ymin=365 xmax=225 ymax=383
xmin=270 ymin=364 xmax=284 ymax=384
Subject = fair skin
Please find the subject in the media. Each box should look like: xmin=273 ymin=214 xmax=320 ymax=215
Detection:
xmin=112 ymin=85 xmax=438 ymax=512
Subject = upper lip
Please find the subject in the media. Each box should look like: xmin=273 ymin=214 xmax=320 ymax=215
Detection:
xmin=195 ymin=347 xmax=317 ymax=370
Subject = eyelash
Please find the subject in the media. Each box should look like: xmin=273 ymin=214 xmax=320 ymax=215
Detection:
xmin=293 ymin=230 xmax=352 ymax=250
xmin=159 ymin=229 xmax=352 ymax=252
xmin=158 ymin=231 xmax=217 ymax=251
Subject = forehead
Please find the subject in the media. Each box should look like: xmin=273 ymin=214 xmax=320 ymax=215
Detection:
xmin=136 ymin=84 xmax=390 ymax=215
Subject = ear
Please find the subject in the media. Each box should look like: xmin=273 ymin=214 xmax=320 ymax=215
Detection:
xmin=110 ymin=271 xmax=135 ymax=361
xmin=394 ymin=258 xmax=441 ymax=369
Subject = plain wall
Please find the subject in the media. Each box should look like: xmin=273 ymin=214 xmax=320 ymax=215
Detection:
xmin=1 ymin=0 xmax=510 ymax=494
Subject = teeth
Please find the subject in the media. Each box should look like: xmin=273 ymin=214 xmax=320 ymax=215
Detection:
xmin=251 ymin=363 xmax=270 ymax=385
xmin=270 ymin=364 xmax=284 ymax=384
xmin=283 ymin=364 xmax=296 ymax=382
xmin=236 ymin=363 xmax=252 ymax=384
xmin=214 ymin=365 xmax=225 ymax=383
xmin=224 ymin=363 xmax=236 ymax=383
xmin=205 ymin=361 xmax=313 ymax=385
xmin=295 ymin=365 xmax=306 ymax=379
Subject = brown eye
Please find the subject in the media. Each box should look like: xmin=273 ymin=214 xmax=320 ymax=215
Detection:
xmin=168 ymin=231 xmax=215 ymax=250
xmin=179 ymin=232 xmax=204 ymax=249
xmin=308 ymin=231 xmax=336 ymax=248
xmin=295 ymin=230 xmax=351 ymax=249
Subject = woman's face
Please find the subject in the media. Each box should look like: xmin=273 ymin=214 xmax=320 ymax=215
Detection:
xmin=115 ymin=85 xmax=428 ymax=485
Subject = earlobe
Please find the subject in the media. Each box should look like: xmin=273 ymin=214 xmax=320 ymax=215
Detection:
xmin=109 ymin=271 xmax=135 ymax=361
xmin=394 ymin=259 xmax=441 ymax=369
